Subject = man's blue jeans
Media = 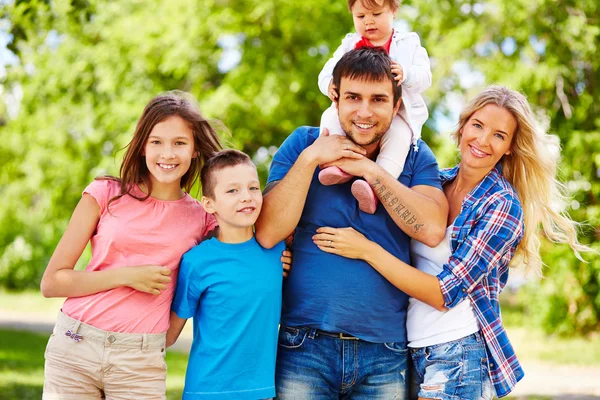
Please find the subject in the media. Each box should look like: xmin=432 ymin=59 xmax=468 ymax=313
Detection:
xmin=275 ymin=326 xmax=409 ymax=399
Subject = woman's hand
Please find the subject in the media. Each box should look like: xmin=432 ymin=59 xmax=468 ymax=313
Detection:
xmin=312 ymin=227 xmax=375 ymax=260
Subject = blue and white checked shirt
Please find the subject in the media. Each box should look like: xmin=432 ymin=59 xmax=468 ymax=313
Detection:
xmin=437 ymin=164 xmax=525 ymax=398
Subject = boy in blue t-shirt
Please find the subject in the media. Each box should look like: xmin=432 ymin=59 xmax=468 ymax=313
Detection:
xmin=167 ymin=149 xmax=285 ymax=400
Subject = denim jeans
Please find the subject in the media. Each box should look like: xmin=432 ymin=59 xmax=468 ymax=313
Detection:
xmin=409 ymin=331 xmax=496 ymax=400
xmin=275 ymin=326 xmax=409 ymax=399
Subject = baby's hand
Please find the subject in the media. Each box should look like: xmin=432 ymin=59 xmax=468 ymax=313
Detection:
xmin=327 ymin=80 xmax=338 ymax=101
xmin=391 ymin=62 xmax=403 ymax=87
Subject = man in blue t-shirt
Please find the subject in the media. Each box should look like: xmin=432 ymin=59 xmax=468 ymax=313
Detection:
xmin=255 ymin=48 xmax=448 ymax=398
xmin=168 ymin=150 xmax=285 ymax=400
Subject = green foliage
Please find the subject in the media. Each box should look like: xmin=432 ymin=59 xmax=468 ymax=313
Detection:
xmin=0 ymin=0 xmax=598 ymax=334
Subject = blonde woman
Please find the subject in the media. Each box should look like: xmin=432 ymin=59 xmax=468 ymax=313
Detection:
xmin=312 ymin=86 xmax=593 ymax=399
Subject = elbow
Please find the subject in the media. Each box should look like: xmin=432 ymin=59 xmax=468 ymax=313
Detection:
xmin=254 ymin=219 xmax=282 ymax=249
xmin=255 ymin=230 xmax=279 ymax=249
xmin=40 ymin=277 xmax=56 ymax=298
xmin=434 ymin=302 xmax=448 ymax=312
xmin=166 ymin=336 xmax=176 ymax=348
xmin=420 ymin=226 xmax=446 ymax=248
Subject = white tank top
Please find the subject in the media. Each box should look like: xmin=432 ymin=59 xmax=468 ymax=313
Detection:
xmin=407 ymin=226 xmax=479 ymax=348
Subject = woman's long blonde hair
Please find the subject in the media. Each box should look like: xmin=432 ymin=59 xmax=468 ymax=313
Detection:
xmin=452 ymin=86 xmax=592 ymax=275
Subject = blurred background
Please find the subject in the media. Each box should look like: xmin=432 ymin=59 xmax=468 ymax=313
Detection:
xmin=0 ymin=0 xmax=599 ymax=398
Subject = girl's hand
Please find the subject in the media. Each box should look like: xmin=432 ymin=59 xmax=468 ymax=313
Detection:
xmin=391 ymin=61 xmax=404 ymax=86
xmin=282 ymin=230 xmax=294 ymax=278
xmin=281 ymin=250 xmax=292 ymax=278
xmin=312 ymin=227 xmax=374 ymax=260
xmin=327 ymin=80 xmax=338 ymax=101
xmin=123 ymin=265 xmax=172 ymax=295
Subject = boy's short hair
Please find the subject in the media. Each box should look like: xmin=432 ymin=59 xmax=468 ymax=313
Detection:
xmin=201 ymin=149 xmax=255 ymax=198
xmin=348 ymin=0 xmax=400 ymax=12
xmin=332 ymin=47 xmax=402 ymax=108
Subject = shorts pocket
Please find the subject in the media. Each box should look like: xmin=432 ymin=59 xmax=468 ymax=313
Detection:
xmin=425 ymin=341 xmax=463 ymax=364
xmin=153 ymin=348 xmax=167 ymax=371
xmin=277 ymin=326 xmax=308 ymax=349
xmin=384 ymin=341 xmax=408 ymax=354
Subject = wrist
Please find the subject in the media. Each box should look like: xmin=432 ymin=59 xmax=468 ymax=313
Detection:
xmin=116 ymin=267 xmax=132 ymax=287
xmin=363 ymin=162 xmax=383 ymax=185
xmin=363 ymin=241 xmax=381 ymax=265
xmin=299 ymin=147 xmax=320 ymax=169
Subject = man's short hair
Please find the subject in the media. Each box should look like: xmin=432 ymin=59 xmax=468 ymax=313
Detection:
xmin=201 ymin=149 xmax=255 ymax=198
xmin=348 ymin=0 xmax=400 ymax=12
xmin=332 ymin=47 xmax=402 ymax=108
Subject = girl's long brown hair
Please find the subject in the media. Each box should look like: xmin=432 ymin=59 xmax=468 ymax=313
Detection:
xmin=100 ymin=91 xmax=223 ymax=207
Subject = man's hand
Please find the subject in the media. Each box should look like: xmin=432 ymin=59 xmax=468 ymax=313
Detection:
xmin=322 ymin=156 xmax=378 ymax=179
xmin=327 ymin=80 xmax=338 ymax=101
xmin=391 ymin=61 xmax=404 ymax=86
xmin=304 ymin=128 xmax=366 ymax=167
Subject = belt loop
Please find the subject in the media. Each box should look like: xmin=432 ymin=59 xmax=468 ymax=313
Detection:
xmin=72 ymin=320 xmax=82 ymax=334
xmin=308 ymin=328 xmax=317 ymax=340
xmin=142 ymin=334 xmax=148 ymax=351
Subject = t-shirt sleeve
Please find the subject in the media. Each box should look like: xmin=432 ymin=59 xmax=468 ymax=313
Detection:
xmin=267 ymin=127 xmax=312 ymax=184
xmin=82 ymin=179 xmax=116 ymax=214
xmin=171 ymin=250 xmax=205 ymax=319
xmin=408 ymin=141 xmax=442 ymax=190
xmin=203 ymin=212 xmax=218 ymax=237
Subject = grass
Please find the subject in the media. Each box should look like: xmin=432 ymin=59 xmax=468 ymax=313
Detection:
xmin=501 ymin=293 xmax=600 ymax=366
xmin=2 ymin=290 xmax=600 ymax=400
xmin=0 ymin=328 xmax=188 ymax=399
xmin=0 ymin=290 xmax=63 ymax=314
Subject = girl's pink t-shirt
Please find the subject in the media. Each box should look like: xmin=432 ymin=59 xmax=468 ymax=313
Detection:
xmin=61 ymin=179 xmax=217 ymax=333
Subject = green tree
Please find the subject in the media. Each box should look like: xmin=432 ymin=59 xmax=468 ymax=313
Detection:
xmin=411 ymin=0 xmax=600 ymax=335
xmin=1 ymin=0 xmax=598 ymax=336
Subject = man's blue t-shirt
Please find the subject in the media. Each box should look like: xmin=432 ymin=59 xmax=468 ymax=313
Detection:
xmin=172 ymin=237 xmax=285 ymax=400
xmin=268 ymin=126 xmax=442 ymax=343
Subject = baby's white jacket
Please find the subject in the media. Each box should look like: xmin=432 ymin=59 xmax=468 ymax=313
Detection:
xmin=318 ymin=30 xmax=432 ymax=140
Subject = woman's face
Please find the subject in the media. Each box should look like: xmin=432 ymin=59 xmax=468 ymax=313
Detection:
xmin=459 ymin=104 xmax=516 ymax=172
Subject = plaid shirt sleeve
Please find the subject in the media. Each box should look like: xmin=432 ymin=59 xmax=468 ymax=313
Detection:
xmin=437 ymin=192 xmax=524 ymax=308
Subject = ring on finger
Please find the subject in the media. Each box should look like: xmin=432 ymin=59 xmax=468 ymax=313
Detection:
xmin=328 ymin=240 xmax=333 ymax=247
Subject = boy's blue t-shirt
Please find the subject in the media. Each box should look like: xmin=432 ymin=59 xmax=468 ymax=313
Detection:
xmin=172 ymin=236 xmax=284 ymax=400
xmin=268 ymin=126 xmax=442 ymax=343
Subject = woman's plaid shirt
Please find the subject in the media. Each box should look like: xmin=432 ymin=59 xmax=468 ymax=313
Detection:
xmin=437 ymin=164 xmax=525 ymax=398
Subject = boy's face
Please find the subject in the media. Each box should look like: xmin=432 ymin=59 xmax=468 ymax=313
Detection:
xmin=202 ymin=163 xmax=263 ymax=230
xmin=351 ymin=0 xmax=397 ymax=45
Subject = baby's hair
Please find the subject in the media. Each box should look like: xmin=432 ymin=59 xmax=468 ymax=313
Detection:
xmin=332 ymin=47 xmax=402 ymax=108
xmin=201 ymin=149 xmax=255 ymax=199
xmin=348 ymin=0 xmax=400 ymax=12
xmin=99 ymin=91 xmax=223 ymax=208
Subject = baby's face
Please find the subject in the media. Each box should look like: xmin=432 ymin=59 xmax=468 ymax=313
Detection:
xmin=351 ymin=0 xmax=397 ymax=46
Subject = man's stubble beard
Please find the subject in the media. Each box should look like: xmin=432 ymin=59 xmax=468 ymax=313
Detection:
xmin=339 ymin=114 xmax=394 ymax=147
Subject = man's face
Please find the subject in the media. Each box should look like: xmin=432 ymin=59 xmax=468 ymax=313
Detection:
xmin=337 ymin=76 xmax=400 ymax=149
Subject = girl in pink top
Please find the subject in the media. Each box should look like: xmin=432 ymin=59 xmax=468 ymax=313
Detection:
xmin=40 ymin=91 xmax=223 ymax=400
